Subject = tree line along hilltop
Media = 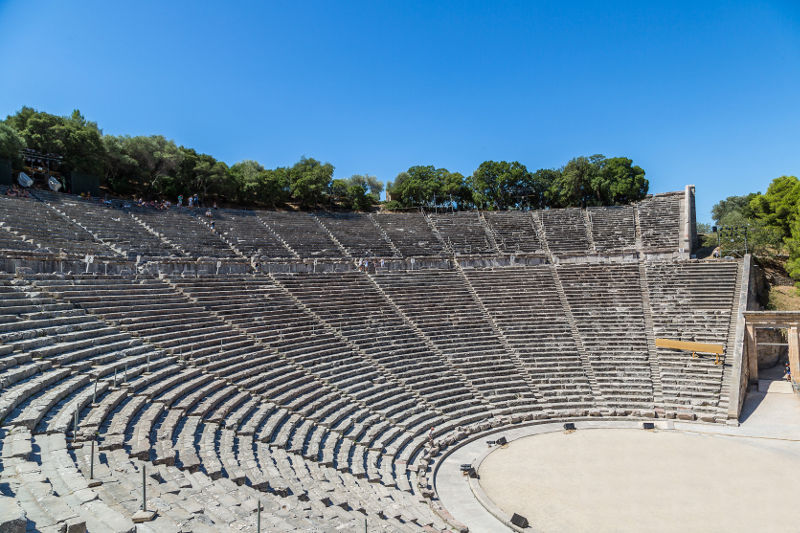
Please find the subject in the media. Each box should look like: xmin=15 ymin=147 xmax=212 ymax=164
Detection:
xmin=1 ymin=106 xmax=797 ymax=291
xmin=0 ymin=107 xmax=647 ymax=211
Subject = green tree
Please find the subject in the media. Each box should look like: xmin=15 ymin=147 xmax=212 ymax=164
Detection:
xmin=526 ymin=168 xmax=561 ymax=209
xmin=389 ymin=165 xmax=470 ymax=208
xmin=547 ymin=155 xmax=647 ymax=207
xmin=102 ymin=135 xmax=140 ymax=195
xmin=749 ymin=176 xmax=800 ymax=240
xmin=61 ymin=110 xmax=107 ymax=176
xmin=751 ymin=176 xmax=800 ymax=285
xmin=550 ymin=155 xmax=600 ymax=207
xmin=786 ymin=212 xmax=800 ymax=283
xmin=711 ymin=193 xmax=758 ymax=223
xmin=347 ymin=174 xmax=383 ymax=202
xmin=365 ymin=175 xmax=384 ymax=200
xmin=438 ymin=169 xmax=471 ymax=208
xmin=258 ymin=167 xmax=290 ymax=206
xmin=110 ymin=135 xmax=182 ymax=198
xmin=229 ymin=160 xmax=289 ymax=205
xmin=348 ymin=183 xmax=371 ymax=210
xmin=0 ymin=122 xmax=26 ymax=168
xmin=288 ymin=157 xmax=334 ymax=207
xmin=591 ymin=156 xmax=648 ymax=205
xmin=469 ymin=160 xmax=532 ymax=209
xmin=5 ymin=107 xmax=59 ymax=152
xmin=712 ymin=209 xmax=783 ymax=257
xmin=6 ymin=107 xmax=106 ymax=176
xmin=330 ymin=179 xmax=350 ymax=205
xmin=230 ymin=160 xmax=265 ymax=203
xmin=177 ymin=148 xmax=230 ymax=200
xmin=388 ymin=168 xmax=430 ymax=206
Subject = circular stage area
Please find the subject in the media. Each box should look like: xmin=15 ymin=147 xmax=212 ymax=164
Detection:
xmin=476 ymin=428 xmax=800 ymax=532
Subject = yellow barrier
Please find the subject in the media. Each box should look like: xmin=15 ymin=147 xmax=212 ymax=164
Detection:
xmin=655 ymin=338 xmax=725 ymax=365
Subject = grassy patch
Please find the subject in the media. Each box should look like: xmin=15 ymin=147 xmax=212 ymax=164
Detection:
xmin=766 ymin=285 xmax=800 ymax=311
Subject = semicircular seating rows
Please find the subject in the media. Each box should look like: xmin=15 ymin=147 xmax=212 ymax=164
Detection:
xmin=0 ymin=187 xmax=742 ymax=532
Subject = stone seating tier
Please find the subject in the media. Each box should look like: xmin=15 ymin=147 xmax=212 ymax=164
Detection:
xmin=135 ymin=210 xmax=239 ymax=258
xmin=639 ymin=194 xmax=682 ymax=251
xmin=0 ymin=195 xmax=120 ymax=259
xmin=0 ymin=191 xmax=687 ymax=262
xmin=371 ymin=212 xmax=448 ymax=257
xmin=316 ymin=212 xmax=397 ymax=258
xmin=46 ymin=197 xmax=182 ymax=259
xmin=483 ymin=211 xmax=543 ymax=254
xmin=0 ymin=257 xmax=741 ymax=532
xmin=260 ymin=211 xmax=342 ymax=258
xmin=541 ymin=208 xmax=591 ymax=254
xmin=588 ymin=205 xmax=636 ymax=252
xmin=209 ymin=209 xmax=294 ymax=259
xmin=428 ymin=211 xmax=497 ymax=255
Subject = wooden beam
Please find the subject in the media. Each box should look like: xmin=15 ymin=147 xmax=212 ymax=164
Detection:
xmin=655 ymin=338 xmax=725 ymax=355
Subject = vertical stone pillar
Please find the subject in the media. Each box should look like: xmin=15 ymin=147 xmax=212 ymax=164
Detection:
xmin=788 ymin=326 xmax=800 ymax=389
xmin=684 ymin=184 xmax=697 ymax=255
xmin=746 ymin=323 xmax=758 ymax=384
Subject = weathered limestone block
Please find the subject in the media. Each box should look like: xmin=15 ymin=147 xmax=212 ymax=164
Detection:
xmin=1 ymin=429 xmax=32 ymax=460
xmin=0 ymin=495 xmax=26 ymax=533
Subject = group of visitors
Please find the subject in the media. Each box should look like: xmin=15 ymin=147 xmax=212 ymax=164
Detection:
xmin=78 ymin=192 xmax=117 ymax=209
xmin=356 ymin=257 xmax=386 ymax=272
xmin=123 ymin=193 xmax=214 ymax=211
xmin=128 ymin=197 xmax=172 ymax=210
xmin=4 ymin=184 xmax=31 ymax=198
xmin=177 ymin=193 xmax=202 ymax=208
xmin=5 ymin=185 xmax=225 ymax=219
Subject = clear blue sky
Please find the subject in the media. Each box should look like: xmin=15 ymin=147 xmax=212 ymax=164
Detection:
xmin=1 ymin=1 xmax=798 ymax=222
